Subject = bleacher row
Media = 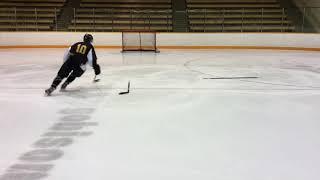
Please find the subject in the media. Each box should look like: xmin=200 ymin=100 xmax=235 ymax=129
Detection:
xmin=187 ymin=0 xmax=294 ymax=32
xmin=0 ymin=0 xmax=294 ymax=32
xmin=0 ymin=0 xmax=64 ymax=31
xmin=71 ymin=0 xmax=172 ymax=32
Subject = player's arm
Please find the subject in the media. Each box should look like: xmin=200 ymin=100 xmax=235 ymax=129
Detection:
xmin=87 ymin=47 xmax=100 ymax=75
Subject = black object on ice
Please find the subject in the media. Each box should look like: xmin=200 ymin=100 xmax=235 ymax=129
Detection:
xmin=119 ymin=81 xmax=130 ymax=95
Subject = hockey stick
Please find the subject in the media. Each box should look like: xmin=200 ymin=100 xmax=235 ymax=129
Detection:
xmin=119 ymin=81 xmax=130 ymax=95
xmin=93 ymin=75 xmax=100 ymax=83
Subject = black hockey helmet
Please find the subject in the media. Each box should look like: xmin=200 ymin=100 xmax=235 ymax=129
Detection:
xmin=83 ymin=33 xmax=93 ymax=43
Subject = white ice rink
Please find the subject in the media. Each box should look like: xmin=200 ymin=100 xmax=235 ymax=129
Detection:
xmin=0 ymin=48 xmax=320 ymax=180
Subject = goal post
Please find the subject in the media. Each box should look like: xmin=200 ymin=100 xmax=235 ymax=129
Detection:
xmin=121 ymin=31 xmax=159 ymax=52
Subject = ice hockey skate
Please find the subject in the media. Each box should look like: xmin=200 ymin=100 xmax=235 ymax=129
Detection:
xmin=60 ymin=81 xmax=69 ymax=92
xmin=44 ymin=87 xmax=55 ymax=96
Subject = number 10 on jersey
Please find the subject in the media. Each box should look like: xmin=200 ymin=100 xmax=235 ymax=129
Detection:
xmin=76 ymin=44 xmax=87 ymax=54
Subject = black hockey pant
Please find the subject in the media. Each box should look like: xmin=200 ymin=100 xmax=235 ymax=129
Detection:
xmin=50 ymin=60 xmax=85 ymax=89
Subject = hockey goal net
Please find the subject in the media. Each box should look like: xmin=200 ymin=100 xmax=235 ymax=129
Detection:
xmin=121 ymin=31 xmax=159 ymax=52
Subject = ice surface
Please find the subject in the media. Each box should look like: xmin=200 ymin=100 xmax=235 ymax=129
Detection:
xmin=0 ymin=49 xmax=320 ymax=180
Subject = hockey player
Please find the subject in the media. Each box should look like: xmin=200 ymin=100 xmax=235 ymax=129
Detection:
xmin=45 ymin=34 xmax=101 ymax=96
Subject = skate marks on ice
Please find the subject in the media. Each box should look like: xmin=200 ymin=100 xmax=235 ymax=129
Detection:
xmin=203 ymin=76 xmax=259 ymax=80
xmin=0 ymin=84 xmax=112 ymax=99
xmin=183 ymin=57 xmax=320 ymax=90
xmin=0 ymin=108 xmax=98 ymax=180
xmin=50 ymin=85 xmax=112 ymax=99
xmin=0 ymin=64 xmax=58 ymax=84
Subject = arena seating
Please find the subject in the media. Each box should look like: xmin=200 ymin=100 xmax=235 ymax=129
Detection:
xmin=68 ymin=0 xmax=172 ymax=32
xmin=0 ymin=0 xmax=65 ymax=31
xmin=187 ymin=0 xmax=295 ymax=32
xmin=0 ymin=0 xmax=297 ymax=32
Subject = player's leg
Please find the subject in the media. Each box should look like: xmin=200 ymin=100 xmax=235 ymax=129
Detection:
xmin=60 ymin=67 xmax=85 ymax=90
xmin=45 ymin=62 xmax=71 ymax=95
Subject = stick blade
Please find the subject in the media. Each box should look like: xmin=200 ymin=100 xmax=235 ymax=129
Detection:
xmin=118 ymin=91 xmax=129 ymax=95
xmin=118 ymin=81 xmax=131 ymax=95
